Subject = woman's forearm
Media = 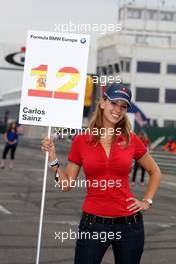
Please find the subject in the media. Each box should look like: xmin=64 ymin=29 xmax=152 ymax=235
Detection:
xmin=143 ymin=167 xmax=161 ymax=200
xmin=51 ymin=164 xmax=71 ymax=192
xmin=42 ymin=137 xmax=78 ymax=192
xmin=3 ymin=133 xmax=7 ymax=142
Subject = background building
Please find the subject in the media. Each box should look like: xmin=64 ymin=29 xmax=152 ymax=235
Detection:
xmin=1 ymin=1 xmax=176 ymax=132
xmin=97 ymin=0 xmax=176 ymax=127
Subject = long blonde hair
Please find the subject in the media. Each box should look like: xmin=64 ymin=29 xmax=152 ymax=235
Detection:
xmin=88 ymin=99 xmax=132 ymax=144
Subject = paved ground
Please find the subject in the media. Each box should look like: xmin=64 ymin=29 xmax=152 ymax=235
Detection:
xmin=0 ymin=140 xmax=176 ymax=264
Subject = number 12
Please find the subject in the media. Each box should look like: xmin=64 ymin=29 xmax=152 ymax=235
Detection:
xmin=28 ymin=64 xmax=80 ymax=100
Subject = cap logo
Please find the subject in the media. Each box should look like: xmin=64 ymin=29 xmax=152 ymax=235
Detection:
xmin=116 ymin=90 xmax=130 ymax=98
xmin=120 ymin=87 xmax=128 ymax=92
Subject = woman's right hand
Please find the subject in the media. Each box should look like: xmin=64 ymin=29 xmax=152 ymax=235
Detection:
xmin=41 ymin=136 xmax=57 ymax=162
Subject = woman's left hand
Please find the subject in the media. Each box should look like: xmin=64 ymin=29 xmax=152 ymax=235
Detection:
xmin=8 ymin=140 xmax=17 ymax=145
xmin=126 ymin=197 xmax=150 ymax=213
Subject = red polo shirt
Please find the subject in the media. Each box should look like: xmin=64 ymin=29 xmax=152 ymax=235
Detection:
xmin=68 ymin=132 xmax=147 ymax=217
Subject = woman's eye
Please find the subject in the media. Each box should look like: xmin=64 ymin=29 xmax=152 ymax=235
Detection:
xmin=121 ymin=105 xmax=127 ymax=110
xmin=110 ymin=102 xmax=127 ymax=110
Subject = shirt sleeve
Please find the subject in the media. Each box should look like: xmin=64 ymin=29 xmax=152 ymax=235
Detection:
xmin=68 ymin=135 xmax=82 ymax=166
xmin=133 ymin=133 xmax=148 ymax=161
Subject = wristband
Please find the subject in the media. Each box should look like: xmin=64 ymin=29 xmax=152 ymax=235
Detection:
xmin=48 ymin=158 xmax=60 ymax=168
xmin=142 ymin=198 xmax=152 ymax=206
xmin=55 ymin=164 xmax=60 ymax=183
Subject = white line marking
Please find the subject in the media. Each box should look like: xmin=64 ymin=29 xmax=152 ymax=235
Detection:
xmin=144 ymin=221 xmax=176 ymax=228
xmin=162 ymin=181 xmax=176 ymax=187
xmin=167 ymin=182 xmax=176 ymax=186
xmin=45 ymin=220 xmax=78 ymax=226
xmin=0 ymin=205 xmax=12 ymax=215
xmin=15 ymin=168 xmax=43 ymax=172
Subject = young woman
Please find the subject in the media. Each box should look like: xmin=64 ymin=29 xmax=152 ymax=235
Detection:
xmin=41 ymin=83 xmax=161 ymax=264
xmin=0 ymin=121 xmax=18 ymax=169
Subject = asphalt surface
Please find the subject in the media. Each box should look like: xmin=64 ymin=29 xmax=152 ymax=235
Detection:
xmin=0 ymin=140 xmax=176 ymax=264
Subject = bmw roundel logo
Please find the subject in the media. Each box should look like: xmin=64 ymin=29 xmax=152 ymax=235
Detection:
xmin=80 ymin=38 xmax=86 ymax=44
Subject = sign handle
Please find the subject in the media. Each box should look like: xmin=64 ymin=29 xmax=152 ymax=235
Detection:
xmin=36 ymin=126 xmax=51 ymax=264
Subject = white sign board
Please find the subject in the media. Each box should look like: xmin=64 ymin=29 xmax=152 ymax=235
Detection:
xmin=19 ymin=30 xmax=90 ymax=129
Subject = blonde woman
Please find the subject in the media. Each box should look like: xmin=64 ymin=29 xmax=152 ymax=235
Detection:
xmin=42 ymin=83 xmax=160 ymax=264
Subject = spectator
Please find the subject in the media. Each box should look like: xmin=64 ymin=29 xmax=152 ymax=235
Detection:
xmin=0 ymin=121 xmax=19 ymax=169
xmin=162 ymin=136 xmax=176 ymax=154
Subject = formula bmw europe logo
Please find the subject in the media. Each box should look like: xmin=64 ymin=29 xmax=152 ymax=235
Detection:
xmin=80 ymin=38 xmax=86 ymax=44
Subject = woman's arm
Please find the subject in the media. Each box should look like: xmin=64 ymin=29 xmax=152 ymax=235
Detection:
xmin=127 ymin=153 xmax=161 ymax=213
xmin=56 ymin=162 xmax=81 ymax=192
xmin=138 ymin=153 xmax=161 ymax=200
xmin=41 ymin=137 xmax=81 ymax=192
xmin=3 ymin=132 xmax=8 ymax=142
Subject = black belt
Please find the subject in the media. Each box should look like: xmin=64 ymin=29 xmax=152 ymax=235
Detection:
xmin=82 ymin=211 xmax=142 ymax=225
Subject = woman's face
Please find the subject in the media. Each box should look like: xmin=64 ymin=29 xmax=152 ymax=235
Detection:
xmin=100 ymin=99 xmax=128 ymax=127
xmin=11 ymin=122 xmax=16 ymax=129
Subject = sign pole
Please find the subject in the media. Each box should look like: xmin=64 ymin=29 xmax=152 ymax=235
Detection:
xmin=36 ymin=126 xmax=51 ymax=264
xmin=18 ymin=30 xmax=90 ymax=263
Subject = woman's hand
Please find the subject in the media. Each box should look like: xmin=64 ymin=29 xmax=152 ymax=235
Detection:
xmin=126 ymin=197 xmax=150 ymax=213
xmin=8 ymin=140 xmax=17 ymax=145
xmin=41 ymin=136 xmax=57 ymax=162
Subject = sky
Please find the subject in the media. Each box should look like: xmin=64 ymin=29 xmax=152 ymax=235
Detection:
xmin=0 ymin=0 xmax=118 ymax=43
xmin=0 ymin=0 xmax=176 ymax=72
xmin=0 ymin=0 xmax=118 ymax=72
xmin=1 ymin=0 xmax=176 ymax=43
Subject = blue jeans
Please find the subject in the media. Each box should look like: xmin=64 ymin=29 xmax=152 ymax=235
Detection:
xmin=74 ymin=214 xmax=144 ymax=264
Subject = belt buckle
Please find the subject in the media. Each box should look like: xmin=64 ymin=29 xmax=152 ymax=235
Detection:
xmin=133 ymin=213 xmax=139 ymax=224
